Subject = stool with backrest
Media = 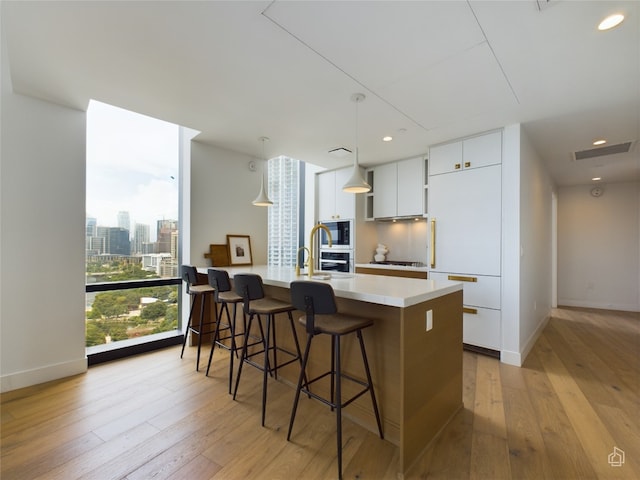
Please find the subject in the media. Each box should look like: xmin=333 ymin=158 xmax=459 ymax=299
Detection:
xmin=180 ymin=265 xmax=217 ymax=371
xmin=205 ymin=268 xmax=245 ymax=393
xmin=232 ymin=273 xmax=306 ymax=427
xmin=287 ymin=280 xmax=383 ymax=480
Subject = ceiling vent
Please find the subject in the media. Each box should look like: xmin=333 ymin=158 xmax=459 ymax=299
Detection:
xmin=573 ymin=141 xmax=634 ymax=161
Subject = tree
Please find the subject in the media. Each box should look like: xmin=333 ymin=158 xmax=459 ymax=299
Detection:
xmin=91 ymin=292 xmax=129 ymax=319
xmin=141 ymin=301 xmax=166 ymax=320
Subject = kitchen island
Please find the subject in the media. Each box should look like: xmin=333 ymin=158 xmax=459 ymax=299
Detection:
xmin=198 ymin=265 xmax=463 ymax=477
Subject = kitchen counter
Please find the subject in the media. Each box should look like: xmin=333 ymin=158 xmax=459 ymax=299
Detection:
xmin=197 ymin=265 xmax=463 ymax=477
xmin=201 ymin=265 xmax=457 ymax=307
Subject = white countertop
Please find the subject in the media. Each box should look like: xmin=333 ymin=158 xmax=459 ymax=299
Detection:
xmin=197 ymin=265 xmax=461 ymax=308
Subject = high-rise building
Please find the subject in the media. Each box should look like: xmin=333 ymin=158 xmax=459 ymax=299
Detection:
xmin=86 ymin=217 xmax=97 ymax=237
xmin=157 ymin=219 xmax=178 ymax=254
xmin=132 ymin=223 xmax=150 ymax=255
xmin=107 ymin=227 xmax=130 ymax=255
xmin=267 ymin=156 xmax=302 ymax=267
xmin=117 ymin=211 xmax=131 ymax=235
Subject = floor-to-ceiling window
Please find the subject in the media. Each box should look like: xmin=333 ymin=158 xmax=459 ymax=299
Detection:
xmin=267 ymin=156 xmax=304 ymax=267
xmin=85 ymin=100 xmax=182 ymax=354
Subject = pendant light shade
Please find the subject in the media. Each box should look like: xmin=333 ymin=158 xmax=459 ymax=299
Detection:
xmin=343 ymin=93 xmax=371 ymax=193
xmin=252 ymin=136 xmax=273 ymax=206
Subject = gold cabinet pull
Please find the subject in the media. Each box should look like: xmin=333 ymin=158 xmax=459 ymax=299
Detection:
xmin=448 ymin=275 xmax=477 ymax=282
xmin=463 ymin=307 xmax=478 ymax=314
xmin=464 ymin=161 xmax=471 ymax=168
xmin=454 ymin=163 xmax=461 ymax=170
xmin=430 ymin=218 xmax=436 ymax=268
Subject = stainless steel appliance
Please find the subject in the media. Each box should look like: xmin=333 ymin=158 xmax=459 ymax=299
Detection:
xmin=319 ymin=220 xmax=352 ymax=249
xmin=319 ymin=249 xmax=352 ymax=273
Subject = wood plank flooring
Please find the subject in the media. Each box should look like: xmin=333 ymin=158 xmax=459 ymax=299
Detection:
xmin=2 ymin=307 xmax=638 ymax=479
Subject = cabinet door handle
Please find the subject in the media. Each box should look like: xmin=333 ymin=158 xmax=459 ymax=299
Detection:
xmin=430 ymin=218 xmax=436 ymax=268
xmin=454 ymin=163 xmax=461 ymax=170
xmin=463 ymin=307 xmax=478 ymax=314
xmin=448 ymin=275 xmax=478 ymax=282
xmin=464 ymin=161 xmax=471 ymax=168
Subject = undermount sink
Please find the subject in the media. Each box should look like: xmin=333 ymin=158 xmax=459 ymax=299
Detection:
xmin=307 ymin=272 xmax=354 ymax=280
xmin=326 ymin=272 xmax=354 ymax=279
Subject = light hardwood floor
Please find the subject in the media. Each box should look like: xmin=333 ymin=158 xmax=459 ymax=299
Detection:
xmin=1 ymin=307 xmax=638 ymax=479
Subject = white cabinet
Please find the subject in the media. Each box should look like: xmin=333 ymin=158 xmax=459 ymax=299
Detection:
xmin=430 ymin=272 xmax=501 ymax=350
xmin=317 ymin=167 xmax=356 ymax=221
xmin=428 ymin=129 xmax=502 ymax=352
xmin=397 ymin=157 xmax=424 ymax=217
xmin=373 ymin=162 xmax=397 ymax=218
xmin=372 ymin=156 xmax=424 ymax=218
xmin=429 ymin=165 xmax=501 ymax=275
xmin=430 ymin=130 xmax=502 ymax=176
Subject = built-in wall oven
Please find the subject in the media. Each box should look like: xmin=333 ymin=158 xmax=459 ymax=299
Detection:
xmin=319 ymin=249 xmax=353 ymax=273
xmin=319 ymin=220 xmax=353 ymax=249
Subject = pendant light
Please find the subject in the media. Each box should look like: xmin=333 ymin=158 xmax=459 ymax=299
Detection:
xmin=342 ymin=93 xmax=371 ymax=193
xmin=252 ymin=136 xmax=273 ymax=206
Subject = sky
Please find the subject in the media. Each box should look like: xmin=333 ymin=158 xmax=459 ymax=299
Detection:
xmin=86 ymin=100 xmax=179 ymax=241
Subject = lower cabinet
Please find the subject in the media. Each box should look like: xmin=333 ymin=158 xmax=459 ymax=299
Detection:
xmin=462 ymin=307 xmax=501 ymax=351
xmin=355 ymin=266 xmax=428 ymax=279
xmin=430 ymin=271 xmax=501 ymax=351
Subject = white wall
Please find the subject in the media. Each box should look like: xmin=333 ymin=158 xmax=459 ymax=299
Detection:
xmin=189 ymin=141 xmax=269 ymax=266
xmin=501 ymin=124 xmax=555 ymax=366
xmin=518 ymin=128 xmax=555 ymax=359
xmin=1 ymin=40 xmax=87 ymax=391
xmin=558 ymin=181 xmax=640 ymax=311
xmin=501 ymin=124 xmax=521 ymax=364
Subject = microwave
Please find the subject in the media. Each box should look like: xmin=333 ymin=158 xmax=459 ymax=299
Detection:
xmin=319 ymin=220 xmax=353 ymax=249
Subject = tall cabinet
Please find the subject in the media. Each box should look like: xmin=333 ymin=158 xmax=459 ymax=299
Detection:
xmin=428 ymin=130 xmax=502 ymax=353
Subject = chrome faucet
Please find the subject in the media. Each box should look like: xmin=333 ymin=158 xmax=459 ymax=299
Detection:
xmin=308 ymin=223 xmax=332 ymax=277
xmin=295 ymin=246 xmax=310 ymax=276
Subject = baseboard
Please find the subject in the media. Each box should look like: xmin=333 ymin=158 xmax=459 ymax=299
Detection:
xmin=558 ymin=299 xmax=640 ymax=313
xmin=1 ymin=357 xmax=88 ymax=393
xmin=500 ymin=313 xmax=550 ymax=367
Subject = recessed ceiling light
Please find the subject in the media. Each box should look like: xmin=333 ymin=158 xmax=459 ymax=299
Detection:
xmin=383 ymin=136 xmax=393 ymax=142
xmin=598 ymin=14 xmax=624 ymax=30
xmin=592 ymin=177 xmax=602 ymax=181
xmin=593 ymin=139 xmax=607 ymax=146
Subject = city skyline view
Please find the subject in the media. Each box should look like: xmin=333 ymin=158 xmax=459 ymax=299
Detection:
xmin=86 ymin=100 xmax=180 ymax=242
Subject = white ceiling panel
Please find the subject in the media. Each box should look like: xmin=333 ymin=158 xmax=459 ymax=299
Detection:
xmin=265 ymin=1 xmax=485 ymax=91
xmin=2 ymin=0 xmax=639 ymax=185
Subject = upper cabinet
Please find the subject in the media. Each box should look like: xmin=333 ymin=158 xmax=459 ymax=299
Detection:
xmin=372 ymin=162 xmax=397 ymax=218
xmin=317 ymin=167 xmax=356 ymax=221
xmin=397 ymin=157 xmax=424 ymax=217
xmin=430 ymin=130 xmax=502 ymax=176
xmin=370 ymin=156 xmax=425 ymax=219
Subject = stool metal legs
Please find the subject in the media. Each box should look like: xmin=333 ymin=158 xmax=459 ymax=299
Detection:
xmin=205 ymin=300 xmax=242 ymax=393
xmin=180 ymin=292 xmax=216 ymax=371
xmin=233 ymin=310 xmax=306 ymax=427
xmin=287 ymin=330 xmax=383 ymax=480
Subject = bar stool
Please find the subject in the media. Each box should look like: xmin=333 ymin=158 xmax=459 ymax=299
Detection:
xmin=180 ymin=265 xmax=217 ymax=371
xmin=205 ymin=268 xmax=244 ymax=393
xmin=287 ymin=281 xmax=383 ymax=480
xmin=232 ymin=273 xmax=306 ymax=427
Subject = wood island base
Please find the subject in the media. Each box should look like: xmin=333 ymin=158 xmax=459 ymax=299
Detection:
xmin=265 ymin=285 xmax=463 ymax=477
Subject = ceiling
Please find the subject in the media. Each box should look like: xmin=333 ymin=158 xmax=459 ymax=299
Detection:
xmin=2 ymin=0 xmax=639 ymax=186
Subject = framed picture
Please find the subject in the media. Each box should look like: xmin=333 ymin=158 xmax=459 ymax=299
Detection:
xmin=227 ymin=235 xmax=253 ymax=266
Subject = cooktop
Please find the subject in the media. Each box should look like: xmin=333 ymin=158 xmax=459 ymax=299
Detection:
xmin=370 ymin=260 xmax=424 ymax=267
